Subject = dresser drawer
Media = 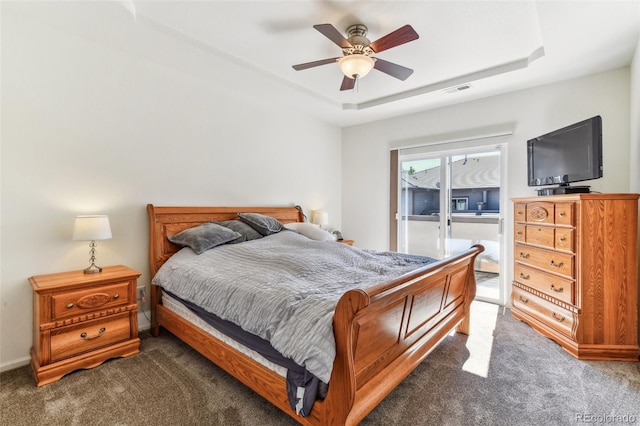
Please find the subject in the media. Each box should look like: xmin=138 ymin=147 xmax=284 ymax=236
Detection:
xmin=526 ymin=202 xmax=555 ymax=224
xmin=525 ymin=225 xmax=555 ymax=248
xmin=523 ymin=226 xmax=575 ymax=252
xmin=50 ymin=312 xmax=132 ymax=362
xmin=555 ymin=228 xmax=574 ymax=252
xmin=515 ymin=243 xmax=574 ymax=278
xmin=512 ymin=287 xmax=575 ymax=338
xmin=514 ymin=204 xmax=527 ymax=223
xmin=514 ymin=224 xmax=526 ymax=242
xmin=52 ymin=282 xmax=131 ymax=321
xmin=554 ymin=203 xmax=575 ymax=225
xmin=514 ymin=264 xmax=575 ymax=305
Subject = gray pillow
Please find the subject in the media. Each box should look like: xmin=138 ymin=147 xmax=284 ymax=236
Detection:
xmin=215 ymin=220 xmax=263 ymax=242
xmin=237 ymin=212 xmax=284 ymax=236
xmin=168 ymin=222 xmax=242 ymax=254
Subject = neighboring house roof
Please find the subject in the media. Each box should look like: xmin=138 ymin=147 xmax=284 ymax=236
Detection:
xmin=402 ymin=155 xmax=500 ymax=189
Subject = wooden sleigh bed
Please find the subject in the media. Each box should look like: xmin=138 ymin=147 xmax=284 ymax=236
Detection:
xmin=147 ymin=204 xmax=484 ymax=425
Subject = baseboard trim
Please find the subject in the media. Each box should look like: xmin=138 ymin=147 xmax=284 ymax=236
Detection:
xmin=0 ymin=356 xmax=31 ymax=373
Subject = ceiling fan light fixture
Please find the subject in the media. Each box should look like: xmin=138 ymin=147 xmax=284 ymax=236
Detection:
xmin=338 ymin=54 xmax=375 ymax=79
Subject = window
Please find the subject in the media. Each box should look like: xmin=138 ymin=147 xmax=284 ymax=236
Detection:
xmin=451 ymin=197 xmax=468 ymax=211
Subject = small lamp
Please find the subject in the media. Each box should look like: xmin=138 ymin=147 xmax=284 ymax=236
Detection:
xmin=72 ymin=215 xmax=112 ymax=274
xmin=312 ymin=211 xmax=329 ymax=229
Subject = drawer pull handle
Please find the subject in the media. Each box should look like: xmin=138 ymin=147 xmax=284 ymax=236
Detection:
xmin=519 ymin=252 xmax=530 ymax=259
xmin=559 ymin=212 xmax=566 ymax=217
xmin=113 ymin=293 xmax=120 ymax=300
xmin=516 ymin=231 xmax=522 ymax=235
xmin=550 ymin=284 xmax=564 ymax=293
xmin=549 ymin=260 xmax=564 ymax=268
xmin=559 ymin=237 xmax=566 ymax=242
xmin=519 ymin=273 xmax=530 ymax=280
xmin=80 ymin=327 xmax=106 ymax=341
xmin=519 ymin=295 xmax=529 ymax=304
xmin=66 ymin=303 xmax=74 ymax=309
xmin=552 ymin=312 xmax=565 ymax=323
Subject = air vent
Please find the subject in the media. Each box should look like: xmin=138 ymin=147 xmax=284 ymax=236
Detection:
xmin=443 ymin=84 xmax=472 ymax=94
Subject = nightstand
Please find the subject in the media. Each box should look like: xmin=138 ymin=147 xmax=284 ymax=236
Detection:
xmin=29 ymin=265 xmax=141 ymax=386
xmin=338 ymin=239 xmax=354 ymax=246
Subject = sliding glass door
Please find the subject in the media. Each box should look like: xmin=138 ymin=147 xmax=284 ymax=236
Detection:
xmin=398 ymin=147 xmax=504 ymax=304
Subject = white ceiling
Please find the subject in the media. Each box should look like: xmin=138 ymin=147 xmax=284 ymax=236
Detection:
xmin=6 ymin=1 xmax=640 ymax=127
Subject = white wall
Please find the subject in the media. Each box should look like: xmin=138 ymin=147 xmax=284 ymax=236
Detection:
xmin=342 ymin=67 xmax=632 ymax=298
xmin=0 ymin=9 xmax=342 ymax=369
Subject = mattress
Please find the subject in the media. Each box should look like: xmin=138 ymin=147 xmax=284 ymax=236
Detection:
xmin=161 ymin=290 xmax=287 ymax=377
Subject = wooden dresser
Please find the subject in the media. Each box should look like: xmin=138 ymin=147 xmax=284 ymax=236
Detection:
xmin=29 ymin=265 xmax=141 ymax=386
xmin=511 ymin=193 xmax=639 ymax=361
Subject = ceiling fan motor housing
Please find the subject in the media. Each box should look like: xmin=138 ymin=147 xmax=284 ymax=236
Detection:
xmin=344 ymin=24 xmax=373 ymax=55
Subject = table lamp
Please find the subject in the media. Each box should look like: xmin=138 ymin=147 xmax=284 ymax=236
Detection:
xmin=312 ymin=211 xmax=329 ymax=229
xmin=72 ymin=215 xmax=112 ymax=274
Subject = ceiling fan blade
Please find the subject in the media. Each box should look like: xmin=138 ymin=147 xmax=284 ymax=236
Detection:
xmin=292 ymin=57 xmax=340 ymax=71
xmin=340 ymin=76 xmax=356 ymax=91
xmin=314 ymin=24 xmax=352 ymax=49
xmin=369 ymin=25 xmax=419 ymax=53
xmin=373 ymin=58 xmax=414 ymax=81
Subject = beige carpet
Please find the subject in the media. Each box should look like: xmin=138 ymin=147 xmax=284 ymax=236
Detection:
xmin=1 ymin=303 xmax=639 ymax=425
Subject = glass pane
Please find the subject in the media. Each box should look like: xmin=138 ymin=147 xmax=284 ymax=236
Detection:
xmin=399 ymin=157 xmax=443 ymax=259
xmin=399 ymin=149 xmax=502 ymax=304
xmin=449 ymin=151 xmax=501 ymax=301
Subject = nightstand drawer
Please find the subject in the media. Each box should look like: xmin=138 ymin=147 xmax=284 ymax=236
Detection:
xmin=52 ymin=282 xmax=131 ymax=321
xmin=50 ymin=312 xmax=131 ymax=362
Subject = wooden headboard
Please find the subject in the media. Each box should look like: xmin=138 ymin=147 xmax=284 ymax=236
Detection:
xmin=146 ymin=204 xmax=304 ymax=277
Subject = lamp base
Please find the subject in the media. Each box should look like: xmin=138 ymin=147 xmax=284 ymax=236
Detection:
xmin=83 ymin=264 xmax=102 ymax=274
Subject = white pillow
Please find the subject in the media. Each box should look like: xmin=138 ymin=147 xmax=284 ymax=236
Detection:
xmin=285 ymin=222 xmax=336 ymax=242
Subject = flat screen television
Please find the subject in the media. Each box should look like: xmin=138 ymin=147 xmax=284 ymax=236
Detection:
xmin=527 ymin=115 xmax=602 ymax=195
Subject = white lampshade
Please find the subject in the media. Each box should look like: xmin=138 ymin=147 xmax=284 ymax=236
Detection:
xmin=312 ymin=211 xmax=329 ymax=227
xmin=338 ymin=54 xmax=375 ymax=79
xmin=72 ymin=215 xmax=112 ymax=241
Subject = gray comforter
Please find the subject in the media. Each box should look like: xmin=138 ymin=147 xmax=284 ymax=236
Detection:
xmin=152 ymin=230 xmax=436 ymax=383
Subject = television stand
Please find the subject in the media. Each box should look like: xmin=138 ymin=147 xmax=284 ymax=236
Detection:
xmin=537 ymin=186 xmax=591 ymax=196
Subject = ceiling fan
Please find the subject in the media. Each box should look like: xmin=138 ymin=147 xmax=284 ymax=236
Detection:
xmin=292 ymin=23 xmax=419 ymax=91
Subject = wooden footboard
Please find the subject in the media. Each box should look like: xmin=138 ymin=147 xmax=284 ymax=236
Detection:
xmin=147 ymin=204 xmax=483 ymax=425
xmin=327 ymin=245 xmax=482 ymax=425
